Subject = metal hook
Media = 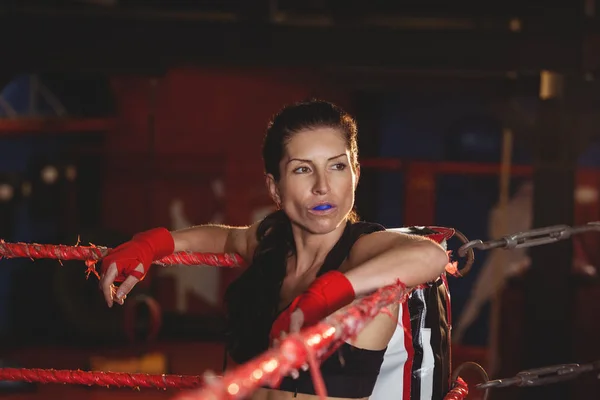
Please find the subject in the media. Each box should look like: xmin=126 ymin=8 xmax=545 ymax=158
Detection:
xmin=451 ymin=229 xmax=475 ymax=276
xmin=452 ymin=361 xmax=490 ymax=400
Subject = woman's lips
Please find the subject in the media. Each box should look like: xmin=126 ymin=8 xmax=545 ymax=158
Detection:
xmin=309 ymin=203 xmax=336 ymax=215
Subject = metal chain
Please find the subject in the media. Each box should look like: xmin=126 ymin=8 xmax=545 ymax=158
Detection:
xmin=450 ymin=222 xmax=600 ymax=392
xmin=457 ymin=222 xmax=600 ymax=258
xmin=476 ymin=359 xmax=600 ymax=389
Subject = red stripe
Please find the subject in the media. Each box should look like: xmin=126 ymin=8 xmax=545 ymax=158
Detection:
xmin=402 ymin=301 xmax=413 ymax=400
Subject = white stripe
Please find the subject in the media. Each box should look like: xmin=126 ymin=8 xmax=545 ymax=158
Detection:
xmin=370 ymin=306 xmax=408 ymax=399
xmin=419 ymin=328 xmax=435 ymax=400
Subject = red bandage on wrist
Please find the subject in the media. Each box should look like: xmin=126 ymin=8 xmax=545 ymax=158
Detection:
xmin=101 ymin=227 xmax=174 ymax=282
xmin=270 ymin=270 xmax=355 ymax=340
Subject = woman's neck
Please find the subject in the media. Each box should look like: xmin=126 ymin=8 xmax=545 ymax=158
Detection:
xmin=289 ymin=221 xmax=347 ymax=277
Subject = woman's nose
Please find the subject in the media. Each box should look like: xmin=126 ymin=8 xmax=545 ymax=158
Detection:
xmin=312 ymin=172 xmax=330 ymax=195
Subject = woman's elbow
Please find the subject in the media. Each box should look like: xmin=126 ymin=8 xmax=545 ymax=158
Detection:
xmin=419 ymin=240 xmax=450 ymax=279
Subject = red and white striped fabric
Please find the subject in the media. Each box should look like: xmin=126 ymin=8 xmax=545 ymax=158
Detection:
xmin=371 ymin=226 xmax=454 ymax=400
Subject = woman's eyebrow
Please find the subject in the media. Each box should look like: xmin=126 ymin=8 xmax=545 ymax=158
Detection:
xmin=286 ymin=153 xmax=346 ymax=165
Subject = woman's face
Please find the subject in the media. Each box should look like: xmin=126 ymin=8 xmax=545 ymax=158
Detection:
xmin=267 ymin=127 xmax=359 ymax=235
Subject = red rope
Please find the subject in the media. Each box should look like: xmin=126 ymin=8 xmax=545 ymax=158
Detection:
xmin=0 ymin=238 xmax=472 ymax=398
xmin=0 ymin=240 xmax=245 ymax=278
xmin=444 ymin=377 xmax=469 ymax=400
xmin=171 ymin=281 xmax=410 ymax=400
xmin=0 ymin=368 xmax=203 ymax=389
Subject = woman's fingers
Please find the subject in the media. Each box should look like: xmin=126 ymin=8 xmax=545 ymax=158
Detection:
xmin=276 ymin=331 xmax=309 ymax=378
xmin=99 ymin=263 xmax=118 ymax=307
xmin=289 ymin=309 xmax=305 ymax=333
xmin=110 ymin=285 xmax=126 ymax=305
xmin=115 ymin=266 xmax=142 ymax=300
xmin=98 ymin=263 xmax=139 ymax=307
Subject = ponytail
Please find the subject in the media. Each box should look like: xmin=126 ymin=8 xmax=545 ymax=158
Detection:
xmin=223 ymin=210 xmax=294 ymax=363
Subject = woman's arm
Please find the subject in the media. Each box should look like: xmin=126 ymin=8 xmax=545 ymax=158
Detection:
xmin=100 ymin=222 xmax=260 ymax=307
xmin=270 ymin=230 xmax=449 ymax=339
xmin=172 ymin=222 xmax=259 ymax=263
xmin=344 ymin=231 xmax=449 ymax=296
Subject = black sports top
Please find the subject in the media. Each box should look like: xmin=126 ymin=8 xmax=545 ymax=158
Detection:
xmin=226 ymin=220 xmax=387 ymax=398
xmin=276 ymin=221 xmax=387 ymax=398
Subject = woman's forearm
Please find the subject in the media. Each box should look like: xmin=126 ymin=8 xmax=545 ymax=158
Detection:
xmin=345 ymin=240 xmax=449 ymax=296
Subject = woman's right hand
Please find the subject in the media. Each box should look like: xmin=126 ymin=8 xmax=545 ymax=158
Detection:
xmin=99 ymin=227 xmax=175 ymax=307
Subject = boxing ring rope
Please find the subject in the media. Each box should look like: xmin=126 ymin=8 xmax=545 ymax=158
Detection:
xmin=0 ymin=242 xmax=471 ymax=399
xmin=0 ymin=368 xmax=204 ymax=389
xmin=0 ymin=239 xmax=470 ymax=398
xmin=0 ymin=240 xmax=245 ymax=278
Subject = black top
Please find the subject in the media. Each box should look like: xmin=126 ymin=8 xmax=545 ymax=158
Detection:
xmin=276 ymin=221 xmax=387 ymax=398
xmin=228 ymin=220 xmax=387 ymax=398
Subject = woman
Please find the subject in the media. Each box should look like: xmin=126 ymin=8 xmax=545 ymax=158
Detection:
xmin=99 ymin=100 xmax=450 ymax=399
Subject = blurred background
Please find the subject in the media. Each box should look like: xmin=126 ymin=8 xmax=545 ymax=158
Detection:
xmin=0 ymin=1 xmax=599 ymax=399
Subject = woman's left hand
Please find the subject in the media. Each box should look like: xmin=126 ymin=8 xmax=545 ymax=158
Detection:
xmin=273 ymin=310 xmax=309 ymax=379
xmin=289 ymin=309 xmax=304 ymax=333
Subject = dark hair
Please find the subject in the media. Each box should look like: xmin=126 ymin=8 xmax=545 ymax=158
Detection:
xmin=262 ymin=99 xmax=359 ymax=182
xmin=223 ymin=100 xmax=360 ymax=363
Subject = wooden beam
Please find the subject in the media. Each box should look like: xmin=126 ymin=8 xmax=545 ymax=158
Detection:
xmin=521 ymin=94 xmax=576 ymax=399
xmin=0 ymin=118 xmax=115 ymax=134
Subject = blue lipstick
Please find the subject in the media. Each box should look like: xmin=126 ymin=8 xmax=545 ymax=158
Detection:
xmin=313 ymin=204 xmax=332 ymax=211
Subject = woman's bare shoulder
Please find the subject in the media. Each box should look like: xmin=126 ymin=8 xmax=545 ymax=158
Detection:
xmin=226 ymin=221 xmax=261 ymax=263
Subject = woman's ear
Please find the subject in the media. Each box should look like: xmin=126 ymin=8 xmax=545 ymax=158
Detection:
xmin=265 ymin=174 xmax=281 ymax=208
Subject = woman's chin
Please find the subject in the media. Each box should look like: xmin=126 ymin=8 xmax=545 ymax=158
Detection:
xmin=298 ymin=217 xmax=346 ymax=235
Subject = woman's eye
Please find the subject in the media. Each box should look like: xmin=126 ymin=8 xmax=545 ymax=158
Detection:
xmin=332 ymin=163 xmax=347 ymax=170
xmin=293 ymin=166 xmax=310 ymax=173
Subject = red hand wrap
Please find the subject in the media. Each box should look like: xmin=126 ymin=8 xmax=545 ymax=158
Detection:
xmin=270 ymin=270 xmax=355 ymax=340
xmin=100 ymin=227 xmax=175 ymax=282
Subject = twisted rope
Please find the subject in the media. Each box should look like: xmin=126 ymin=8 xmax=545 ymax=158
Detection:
xmin=0 ymin=236 xmax=473 ymax=398
xmin=444 ymin=377 xmax=469 ymax=400
xmin=0 ymin=368 xmax=203 ymax=389
xmin=0 ymin=240 xmax=245 ymax=278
